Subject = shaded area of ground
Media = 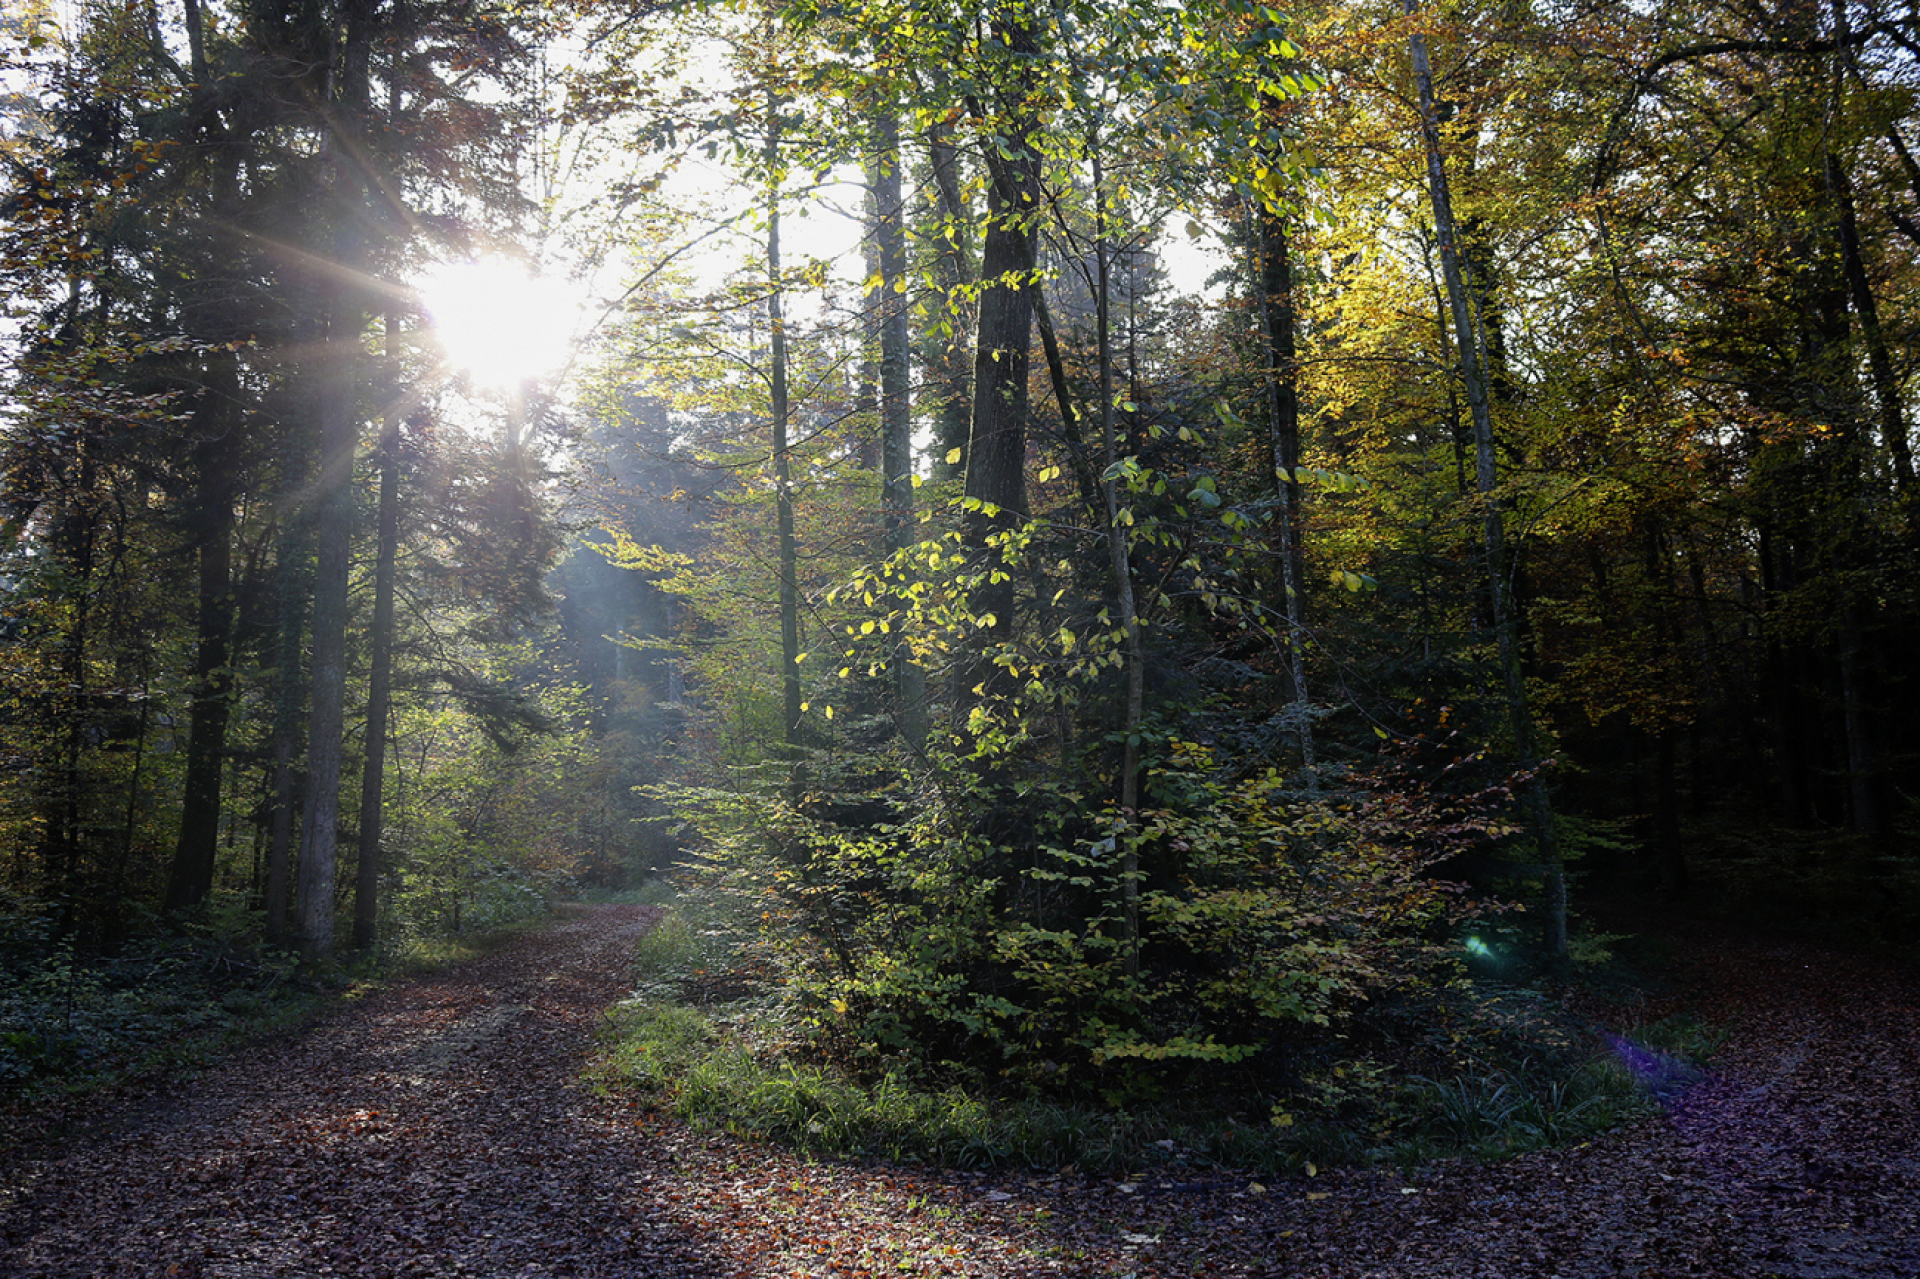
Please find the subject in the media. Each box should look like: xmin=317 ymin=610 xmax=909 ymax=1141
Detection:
xmin=3 ymin=904 xmax=1915 ymax=1277
xmin=1 ymin=906 xmax=714 ymax=1277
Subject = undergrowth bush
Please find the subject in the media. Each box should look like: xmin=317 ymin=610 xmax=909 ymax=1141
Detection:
xmin=646 ymin=739 xmax=1524 ymax=1103
xmin=598 ymin=879 xmax=1654 ymax=1174
xmin=0 ymin=892 xmax=314 ymax=1093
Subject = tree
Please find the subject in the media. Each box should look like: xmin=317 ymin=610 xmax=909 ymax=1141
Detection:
xmin=1402 ymin=0 xmax=1565 ymax=957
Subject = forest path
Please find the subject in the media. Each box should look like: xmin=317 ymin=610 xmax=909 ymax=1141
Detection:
xmin=2 ymin=904 xmax=1917 ymax=1278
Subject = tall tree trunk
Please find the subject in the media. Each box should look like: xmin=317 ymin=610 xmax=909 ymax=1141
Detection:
xmin=298 ymin=0 xmax=374 ymax=963
xmin=1825 ymin=0 xmax=1912 ymax=492
xmin=766 ymin=99 xmax=802 ymax=748
xmin=299 ymin=286 xmax=357 ymax=963
xmin=1253 ymin=199 xmax=1314 ymax=771
xmin=1826 ymin=154 xmax=1912 ymax=491
xmin=164 ymin=351 xmax=239 ymax=913
xmin=1091 ymin=140 xmax=1144 ymax=975
xmin=353 ymin=310 xmax=402 ymax=951
xmin=872 ymin=105 xmax=926 ymax=751
xmin=1406 ymin=0 xmax=1566 ymax=958
xmin=49 ymin=426 xmax=97 ymax=925
xmin=1031 ymin=290 xmax=1104 ymax=521
xmin=925 ymin=117 xmax=973 ymax=484
xmin=264 ymin=500 xmax=308 ymax=946
xmin=959 ymin=3 xmax=1041 ymax=719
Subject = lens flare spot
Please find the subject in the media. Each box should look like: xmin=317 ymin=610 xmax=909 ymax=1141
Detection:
xmin=417 ymin=258 xmax=583 ymax=388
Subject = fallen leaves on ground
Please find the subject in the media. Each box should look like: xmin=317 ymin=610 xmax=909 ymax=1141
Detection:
xmin=2 ymin=904 xmax=1915 ymax=1277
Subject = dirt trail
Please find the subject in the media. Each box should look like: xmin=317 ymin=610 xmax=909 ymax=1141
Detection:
xmin=0 ymin=905 xmax=707 ymax=1277
xmin=3 ymin=905 xmax=1916 ymax=1278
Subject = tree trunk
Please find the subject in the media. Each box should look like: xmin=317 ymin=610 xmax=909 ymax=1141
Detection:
xmin=264 ymin=501 xmax=308 ymax=946
xmin=959 ymin=4 xmax=1041 ymax=717
xmin=872 ymin=105 xmax=926 ymax=751
xmin=924 ymin=118 xmax=973 ymax=484
xmin=353 ymin=310 xmax=402 ymax=951
xmin=49 ymin=427 xmax=97 ymax=925
xmin=164 ymin=350 xmax=239 ymax=913
xmin=1031 ymin=289 xmax=1104 ymax=521
xmin=1253 ymin=199 xmax=1314 ymax=770
xmin=1092 ymin=141 xmax=1144 ymax=975
xmin=1825 ymin=0 xmax=1911 ymax=492
xmin=1826 ymin=154 xmax=1912 ymax=490
xmin=299 ymin=286 xmax=357 ymax=963
xmin=766 ymin=100 xmax=802 ymax=747
xmin=298 ymin=0 xmax=374 ymax=964
xmin=1406 ymin=0 xmax=1566 ymax=958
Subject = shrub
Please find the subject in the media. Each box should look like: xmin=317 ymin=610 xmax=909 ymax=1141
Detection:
xmin=0 ymin=893 xmax=306 ymax=1093
xmin=598 ymin=893 xmax=1644 ymax=1173
xmin=648 ymin=737 xmax=1520 ymax=1102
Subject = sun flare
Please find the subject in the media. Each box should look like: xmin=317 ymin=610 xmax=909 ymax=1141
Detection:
xmin=417 ymin=258 xmax=584 ymax=388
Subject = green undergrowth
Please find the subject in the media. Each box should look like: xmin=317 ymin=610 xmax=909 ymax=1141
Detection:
xmin=0 ymin=909 xmax=320 ymax=1106
xmin=596 ymin=884 xmax=1665 ymax=1174
xmin=0 ymin=889 xmax=564 ymax=1113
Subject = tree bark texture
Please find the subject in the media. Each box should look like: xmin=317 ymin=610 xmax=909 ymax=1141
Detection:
xmin=1254 ymin=201 xmax=1314 ymax=770
xmin=873 ymin=107 xmax=927 ymax=751
xmin=297 ymin=0 xmax=374 ymax=963
xmin=353 ymin=312 xmax=403 ymax=951
xmin=164 ymin=351 xmax=240 ymax=913
xmin=925 ymin=118 xmax=974 ymax=485
xmin=959 ymin=5 xmax=1042 ymax=713
xmin=766 ymin=102 xmax=802 ymax=747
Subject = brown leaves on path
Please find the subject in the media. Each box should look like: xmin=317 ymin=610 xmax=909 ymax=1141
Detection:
xmin=1 ymin=905 xmax=707 ymax=1278
xmin=3 ymin=904 xmax=1917 ymax=1278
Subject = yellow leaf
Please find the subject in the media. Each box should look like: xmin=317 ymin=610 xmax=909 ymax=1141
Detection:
xmin=946 ymin=447 xmax=962 ymax=465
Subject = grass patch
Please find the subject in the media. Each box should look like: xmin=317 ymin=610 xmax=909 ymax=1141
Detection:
xmin=1622 ymin=1010 xmax=1728 ymax=1063
xmin=1402 ymin=1056 xmax=1645 ymax=1160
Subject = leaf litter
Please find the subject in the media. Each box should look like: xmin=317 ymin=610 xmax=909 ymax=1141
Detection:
xmin=1 ymin=904 xmax=1914 ymax=1277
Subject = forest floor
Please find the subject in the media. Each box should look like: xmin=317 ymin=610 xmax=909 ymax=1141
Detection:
xmin=1 ymin=902 xmax=1916 ymax=1278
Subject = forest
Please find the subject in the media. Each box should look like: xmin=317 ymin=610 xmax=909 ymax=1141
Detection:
xmin=0 ymin=0 xmax=1915 ymax=1156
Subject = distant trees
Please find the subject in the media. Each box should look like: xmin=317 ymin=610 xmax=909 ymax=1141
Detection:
xmin=0 ymin=0 xmax=599 ymax=958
